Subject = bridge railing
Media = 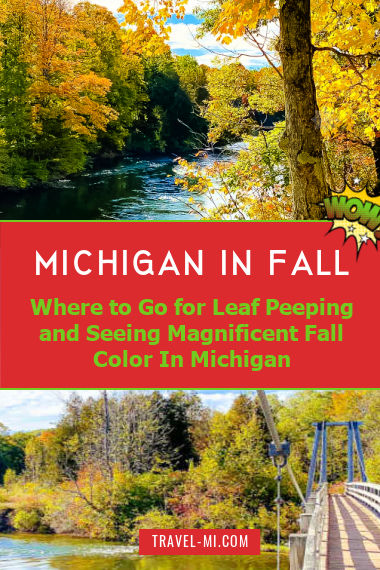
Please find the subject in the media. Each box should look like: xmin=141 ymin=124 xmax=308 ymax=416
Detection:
xmin=289 ymin=483 xmax=328 ymax=570
xmin=346 ymin=482 xmax=380 ymax=517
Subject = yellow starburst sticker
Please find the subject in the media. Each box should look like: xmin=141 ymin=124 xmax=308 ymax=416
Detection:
xmin=324 ymin=187 xmax=380 ymax=252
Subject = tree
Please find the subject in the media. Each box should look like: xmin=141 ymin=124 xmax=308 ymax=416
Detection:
xmin=0 ymin=0 xmax=116 ymax=188
xmin=74 ymin=2 xmax=146 ymax=154
xmin=202 ymin=61 xmax=257 ymax=143
xmin=188 ymin=0 xmax=378 ymax=214
xmin=173 ymin=55 xmax=209 ymax=108
xmin=277 ymin=0 xmax=329 ymax=218
xmin=0 ymin=0 xmax=35 ymax=187
xmin=312 ymin=0 xmax=380 ymax=192
xmin=0 ymin=432 xmax=26 ymax=483
xmin=199 ymin=0 xmax=329 ymax=218
xmin=129 ymin=55 xmax=207 ymax=152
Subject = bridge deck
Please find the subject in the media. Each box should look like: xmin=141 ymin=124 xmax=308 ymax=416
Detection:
xmin=328 ymin=495 xmax=380 ymax=569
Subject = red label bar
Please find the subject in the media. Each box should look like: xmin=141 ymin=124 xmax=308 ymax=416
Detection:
xmin=139 ymin=529 xmax=260 ymax=555
xmin=1 ymin=221 xmax=380 ymax=388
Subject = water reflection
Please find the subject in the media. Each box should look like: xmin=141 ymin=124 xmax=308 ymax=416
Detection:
xmin=0 ymin=158 xmax=191 ymax=220
xmin=0 ymin=146 xmax=244 ymax=220
xmin=0 ymin=534 xmax=288 ymax=569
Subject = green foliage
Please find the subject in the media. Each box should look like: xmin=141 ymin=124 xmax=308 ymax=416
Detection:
xmin=73 ymin=2 xmax=147 ymax=154
xmin=0 ymin=433 xmax=26 ymax=483
xmin=255 ymin=503 xmax=301 ymax=543
xmin=12 ymin=509 xmax=44 ymax=532
xmin=129 ymin=55 xmax=208 ymax=153
xmin=174 ymin=55 xmax=209 ymax=107
xmin=0 ymin=1 xmax=34 ymax=188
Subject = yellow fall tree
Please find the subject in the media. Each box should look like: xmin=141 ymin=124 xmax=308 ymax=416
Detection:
xmin=29 ymin=0 xmax=116 ymax=138
xmin=210 ymin=0 xmax=380 ymax=195
xmin=127 ymin=0 xmax=379 ymax=217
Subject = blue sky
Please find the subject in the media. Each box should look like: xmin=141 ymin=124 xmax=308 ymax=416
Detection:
xmin=93 ymin=0 xmax=273 ymax=69
xmin=0 ymin=390 xmax=296 ymax=432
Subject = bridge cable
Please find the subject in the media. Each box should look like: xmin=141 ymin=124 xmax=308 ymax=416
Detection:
xmin=256 ymin=391 xmax=306 ymax=505
xmin=355 ymin=438 xmax=367 ymax=481
xmin=276 ymin=463 xmax=282 ymax=570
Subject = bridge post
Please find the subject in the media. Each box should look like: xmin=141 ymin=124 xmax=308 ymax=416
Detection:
xmin=300 ymin=513 xmax=313 ymax=533
xmin=289 ymin=533 xmax=307 ymax=570
xmin=348 ymin=421 xmax=354 ymax=483
xmin=306 ymin=423 xmax=323 ymax=499
xmin=353 ymin=421 xmax=368 ymax=482
xmin=320 ymin=422 xmax=327 ymax=484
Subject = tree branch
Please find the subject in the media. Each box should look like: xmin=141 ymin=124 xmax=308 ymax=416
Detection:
xmin=313 ymin=45 xmax=367 ymax=79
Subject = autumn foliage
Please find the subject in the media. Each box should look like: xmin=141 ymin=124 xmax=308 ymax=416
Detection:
xmin=0 ymin=0 xmax=378 ymax=216
xmin=1 ymin=391 xmax=380 ymax=543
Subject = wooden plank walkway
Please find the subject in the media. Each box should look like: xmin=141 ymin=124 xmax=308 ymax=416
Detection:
xmin=328 ymin=494 xmax=380 ymax=569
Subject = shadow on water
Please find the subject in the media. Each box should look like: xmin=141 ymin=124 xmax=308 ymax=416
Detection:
xmin=0 ymin=534 xmax=288 ymax=569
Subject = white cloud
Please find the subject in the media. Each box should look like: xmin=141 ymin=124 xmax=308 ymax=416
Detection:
xmin=184 ymin=0 xmax=212 ymax=14
xmin=0 ymin=390 xmax=101 ymax=432
xmin=0 ymin=390 xmax=295 ymax=431
xmin=83 ymin=0 xmax=124 ymax=11
xmin=168 ymin=23 xmax=201 ymax=51
xmin=79 ymin=0 xmax=211 ymax=15
xmin=197 ymin=391 xmax=242 ymax=412
xmin=168 ymin=23 xmax=260 ymax=55
xmin=168 ymin=21 xmax=276 ymax=68
xmin=194 ymin=52 xmax=268 ymax=68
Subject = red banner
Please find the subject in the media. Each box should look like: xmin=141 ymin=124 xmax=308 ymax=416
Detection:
xmin=138 ymin=529 xmax=260 ymax=555
xmin=0 ymin=221 xmax=378 ymax=388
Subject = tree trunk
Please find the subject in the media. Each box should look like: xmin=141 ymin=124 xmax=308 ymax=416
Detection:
xmin=278 ymin=0 xmax=329 ymax=219
xmin=102 ymin=390 xmax=113 ymax=482
xmin=372 ymin=133 xmax=380 ymax=196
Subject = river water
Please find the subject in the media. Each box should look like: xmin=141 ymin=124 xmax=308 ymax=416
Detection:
xmin=0 ymin=146 xmax=244 ymax=221
xmin=0 ymin=534 xmax=288 ymax=569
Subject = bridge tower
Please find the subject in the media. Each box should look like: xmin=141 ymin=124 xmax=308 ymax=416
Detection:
xmin=306 ymin=421 xmax=367 ymax=500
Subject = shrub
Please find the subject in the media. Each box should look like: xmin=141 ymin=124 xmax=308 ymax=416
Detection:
xmin=131 ymin=509 xmax=181 ymax=543
xmin=12 ymin=509 xmax=44 ymax=532
xmin=3 ymin=469 xmax=17 ymax=487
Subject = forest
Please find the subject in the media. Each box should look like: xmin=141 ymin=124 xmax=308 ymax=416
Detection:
xmin=1 ymin=390 xmax=380 ymax=545
xmin=0 ymin=0 xmax=378 ymax=219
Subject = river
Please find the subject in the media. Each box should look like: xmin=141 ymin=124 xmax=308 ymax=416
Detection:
xmin=0 ymin=534 xmax=288 ymax=569
xmin=0 ymin=146 xmax=244 ymax=221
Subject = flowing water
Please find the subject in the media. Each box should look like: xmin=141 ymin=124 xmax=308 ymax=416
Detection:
xmin=0 ymin=534 xmax=288 ymax=569
xmin=0 ymin=146 xmax=244 ymax=221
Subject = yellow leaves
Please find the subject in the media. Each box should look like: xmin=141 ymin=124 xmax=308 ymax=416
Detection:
xmin=202 ymin=61 xmax=257 ymax=142
xmin=5 ymin=0 xmax=120 ymax=140
xmin=120 ymin=0 xmax=185 ymax=55
xmin=212 ymin=0 xmax=277 ymax=42
xmin=121 ymin=0 xmax=170 ymax=57
xmin=221 ymin=36 xmax=233 ymax=46
xmin=364 ymin=125 xmax=375 ymax=139
xmin=250 ymin=67 xmax=284 ymax=114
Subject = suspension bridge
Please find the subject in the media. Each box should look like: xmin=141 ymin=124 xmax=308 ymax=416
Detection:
xmin=256 ymin=393 xmax=380 ymax=570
